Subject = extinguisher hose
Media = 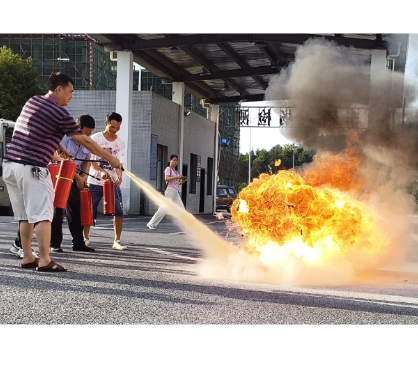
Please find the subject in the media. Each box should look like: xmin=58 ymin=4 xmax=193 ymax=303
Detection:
xmin=77 ymin=169 xmax=101 ymax=181
xmin=71 ymin=158 xmax=125 ymax=171
xmin=77 ymin=169 xmax=124 ymax=210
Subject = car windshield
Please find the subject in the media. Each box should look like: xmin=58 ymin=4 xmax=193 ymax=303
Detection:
xmin=217 ymin=188 xmax=228 ymax=196
xmin=227 ymin=188 xmax=237 ymax=196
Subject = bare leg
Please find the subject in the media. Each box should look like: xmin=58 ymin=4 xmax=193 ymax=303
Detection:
xmin=20 ymin=220 xmax=35 ymax=265
xmin=83 ymin=225 xmax=90 ymax=240
xmin=114 ymin=216 xmax=123 ymax=241
xmin=36 ymin=220 xmax=61 ymax=268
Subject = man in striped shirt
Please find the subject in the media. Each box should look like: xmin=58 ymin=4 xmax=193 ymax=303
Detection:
xmin=2 ymin=72 xmax=121 ymax=272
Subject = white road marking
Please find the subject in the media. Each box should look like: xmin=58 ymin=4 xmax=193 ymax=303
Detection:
xmin=144 ymin=247 xmax=202 ymax=261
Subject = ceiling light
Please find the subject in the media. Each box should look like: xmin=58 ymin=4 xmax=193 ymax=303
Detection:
xmin=254 ymin=42 xmax=267 ymax=48
xmin=199 ymin=67 xmax=210 ymax=76
xmin=161 ymin=77 xmax=173 ymax=84
xmin=170 ymin=47 xmax=181 ymax=54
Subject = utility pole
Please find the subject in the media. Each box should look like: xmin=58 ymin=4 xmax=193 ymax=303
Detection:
xmin=292 ymin=144 xmax=295 ymax=169
xmin=248 ymin=126 xmax=251 ymax=184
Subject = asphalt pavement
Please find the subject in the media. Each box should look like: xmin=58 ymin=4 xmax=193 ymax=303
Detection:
xmin=1 ymin=212 xmax=418 ymax=325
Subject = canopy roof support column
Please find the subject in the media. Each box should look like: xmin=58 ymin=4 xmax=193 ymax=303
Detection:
xmin=209 ymin=103 xmax=220 ymax=214
xmin=116 ymin=50 xmax=133 ymax=214
xmin=172 ymin=82 xmax=185 ymax=171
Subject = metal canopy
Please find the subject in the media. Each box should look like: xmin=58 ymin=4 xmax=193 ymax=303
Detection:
xmin=86 ymin=33 xmax=409 ymax=104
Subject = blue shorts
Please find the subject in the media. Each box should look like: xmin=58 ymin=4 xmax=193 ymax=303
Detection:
xmin=88 ymin=183 xmax=124 ymax=219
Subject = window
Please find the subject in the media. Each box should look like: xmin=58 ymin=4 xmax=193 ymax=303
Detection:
xmin=207 ymin=157 xmax=213 ymax=195
xmin=227 ymin=188 xmax=237 ymax=196
xmin=156 ymin=144 xmax=167 ymax=192
xmin=190 ymin=153 xmax=197 ymax=194
xmin=217 ymin=188 xmax=228 ymax=196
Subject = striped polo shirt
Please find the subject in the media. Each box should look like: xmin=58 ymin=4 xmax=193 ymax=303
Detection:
xmin=3 ymin=94 xmax=83 ymax=167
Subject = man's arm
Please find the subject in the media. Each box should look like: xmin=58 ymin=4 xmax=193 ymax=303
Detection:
xmin=90 ymin=161 xmax=109 ymax=180
xmin=57 ymin=144 xmax=71 ymax=159
xmin=81 ymin=160 xmax=91 ymax=177
xmin=115 ymin=167 xmax=123 ymax=187
xmin=71 ymin=134 xmax=121 ymax=169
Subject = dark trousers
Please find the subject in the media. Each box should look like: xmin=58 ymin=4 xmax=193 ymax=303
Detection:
xmin=15 ymin=221 xmax=21 ymax=247
xmin=50 ymin=181 xmax=85 ymax=249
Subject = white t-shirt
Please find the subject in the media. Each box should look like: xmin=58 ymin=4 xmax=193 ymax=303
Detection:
xmin=87 ymin=132 xmax=125 ymax=186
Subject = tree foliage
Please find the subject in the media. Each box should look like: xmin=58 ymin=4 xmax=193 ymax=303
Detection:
xmin=0 ymin=46 xmax=43 ymax=120
xmin=237 ymin=144 xmax=315 ymax=187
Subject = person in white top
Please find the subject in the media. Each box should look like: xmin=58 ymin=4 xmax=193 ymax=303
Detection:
xmin=83 ymin=112 xmax=126 ymax=250
xmin=147 ymin=154 xmax=187 ymax=230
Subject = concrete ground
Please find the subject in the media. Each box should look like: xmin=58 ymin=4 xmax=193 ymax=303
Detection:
xmin=1 ymin=212 xmax=418 ymax=326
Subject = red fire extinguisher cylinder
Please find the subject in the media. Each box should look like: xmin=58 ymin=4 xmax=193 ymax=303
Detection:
xmin=103 ymin=179 xmax=115 ymax=215
xmin=47 ymin=163 xmax=60 ymax=188
xmin=80 ymin=187 xmax=93 ymax=226
xmin=54 ymin=160 xmax=77 ymax=209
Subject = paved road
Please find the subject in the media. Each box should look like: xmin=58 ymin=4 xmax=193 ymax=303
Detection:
xmin=1 ymin=213 xmax=418 ymax=324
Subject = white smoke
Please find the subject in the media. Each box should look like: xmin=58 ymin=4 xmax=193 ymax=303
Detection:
xmin=205 ymin=35 xmax=418 ymax=286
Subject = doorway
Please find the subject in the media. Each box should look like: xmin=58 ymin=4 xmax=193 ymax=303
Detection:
xmin=181 ymin=164 xmax=188 ymax=207
xmin=199 ymin=168 xmax=205 ymax=213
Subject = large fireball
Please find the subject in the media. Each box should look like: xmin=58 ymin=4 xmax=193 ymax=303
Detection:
xmin=231 ymin=148 xmax=394 ymax=268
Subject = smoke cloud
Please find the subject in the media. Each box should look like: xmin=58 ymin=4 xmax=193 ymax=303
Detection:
xmin=197 ymin=36 xmax=418 ymax=286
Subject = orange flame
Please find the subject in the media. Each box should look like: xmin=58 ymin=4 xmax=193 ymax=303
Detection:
xmin=275 ymin=159 xmax=282 ymax=167
xmin=231 ymin=139 xmax=393 ymax=267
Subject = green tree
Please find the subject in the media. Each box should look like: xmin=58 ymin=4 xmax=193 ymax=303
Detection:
xmin=237 ymin=144 xmax=315 ymax=186
xmin=0 ymin=46 xmax=43 ymax=120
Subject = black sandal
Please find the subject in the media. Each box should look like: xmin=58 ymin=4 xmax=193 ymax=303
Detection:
xmin=36 ymin=260 xmax=67 ymax=272
xmin=21 ymin=257 xmax=39 ymax=269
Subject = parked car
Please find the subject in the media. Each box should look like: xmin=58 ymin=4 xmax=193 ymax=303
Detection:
xmin=216 ymin=185 xmax=238 ymax=212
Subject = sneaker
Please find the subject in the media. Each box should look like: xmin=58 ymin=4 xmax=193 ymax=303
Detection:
xmin=50 ymin=247 xmax=64 ymax=253
xmin=10 ymin=242 xmax=22 ymax=255
xmin=112 ymin=240 xmax=127 ymax=250
xmin=16 ymin=248 xmax=39 ymax=259
xmin=84 ymin=238 xmax=90 ymax=247
xmin=73 ymin=245 xmax=95 ymax=252
xmin=147 ymin=223 xmax=156 ymax=230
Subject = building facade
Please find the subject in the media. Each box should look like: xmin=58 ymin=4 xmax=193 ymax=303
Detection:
xmin=0 ymin=34 xmax=240 ymax=192
xmin=66 ymin=90 xmax=216 ymax=215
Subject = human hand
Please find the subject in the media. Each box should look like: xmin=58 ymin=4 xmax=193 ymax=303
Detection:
xmin=76 ymin=175 xmax=86 ymax=190
xmin=100 ymin=170 xmax=109 ymax=180
xmin=114 ymin=177 xmax=122 ymax=187
xmin=57 ymin=145 xmax=71 ymax=159
xmin=51 ymin=152 xmax=64 ymax=163
xmin=108 ymin=157 xmax=121 ymax=170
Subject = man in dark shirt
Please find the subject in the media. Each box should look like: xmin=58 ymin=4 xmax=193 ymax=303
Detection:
xmin=50 ymin=114 xmax=96 ymax=253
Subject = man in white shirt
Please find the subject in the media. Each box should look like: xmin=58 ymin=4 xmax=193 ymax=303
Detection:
xmin=83 ymin=112 xmax=126 ymax=250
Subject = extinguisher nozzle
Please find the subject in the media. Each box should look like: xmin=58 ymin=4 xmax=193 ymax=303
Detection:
xmin=121 ymin=166 xmax=125 ymax=171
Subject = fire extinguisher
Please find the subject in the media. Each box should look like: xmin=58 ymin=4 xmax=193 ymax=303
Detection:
xmin=47 ymin=163 xmax=60 ymax=188
xmin=54 ymin=159 xmax=77 ymax=209
xmin=80 ymin=187 xmax=93 ymax=226
xmin=103 ymin=179 xmax=115 ymax=215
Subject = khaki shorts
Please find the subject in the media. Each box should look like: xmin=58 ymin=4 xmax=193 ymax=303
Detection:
xmin=3 ymin=161 xmax=55 ymax=223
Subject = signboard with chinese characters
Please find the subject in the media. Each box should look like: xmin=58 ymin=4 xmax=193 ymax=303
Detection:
xmin=197 ymin=155 xmax=201 ymax=182
xmin=218 ymin=138 xmax=230 ymax=146
xmin=150 ymin=135 xmax=158 ymax=180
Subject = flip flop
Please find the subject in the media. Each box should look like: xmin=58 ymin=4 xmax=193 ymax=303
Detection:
xmin=36 ymin=260 xmax=67 ymax=272
xmin=21 ymin=257 xmax=39 ymax=269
